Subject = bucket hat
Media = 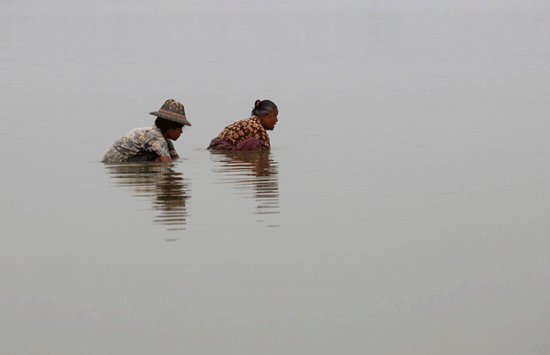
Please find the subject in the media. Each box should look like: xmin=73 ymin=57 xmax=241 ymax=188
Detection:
xmin=150 ymin=99 xmax=192 ymax=126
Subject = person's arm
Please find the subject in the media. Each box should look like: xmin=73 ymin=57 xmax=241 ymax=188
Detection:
xmin=167 ymin=140 xmax=179 ymax=159
xmin=147 ymin=133 xmax=173 ymax=162
xmin=155 ymin=155 xmax=172 ymax=162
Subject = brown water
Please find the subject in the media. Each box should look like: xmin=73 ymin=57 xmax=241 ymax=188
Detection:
xmin=2 ymin=1 xmax=550 ymax=354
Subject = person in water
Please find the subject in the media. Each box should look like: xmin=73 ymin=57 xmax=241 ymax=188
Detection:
xmin=208 ymin=99 xmax=278 ymax=151
xmin=101 ymin=99 xmax=191 ymax=163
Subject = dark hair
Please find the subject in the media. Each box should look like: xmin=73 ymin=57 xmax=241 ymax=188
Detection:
xmin=155 ymin=117 xmax=184 ymax=133
xmin=251 ymin=99 xmax=277 ymax=117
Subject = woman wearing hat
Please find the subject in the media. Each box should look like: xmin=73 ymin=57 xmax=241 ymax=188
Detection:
xmin=101 ymin=99 xmax=192 ymax=163
xmin=208 ymin=99 xmax=278 ymax=151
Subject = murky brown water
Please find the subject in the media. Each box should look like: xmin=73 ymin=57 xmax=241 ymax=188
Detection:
xmin=2 ymin=1 xmax=550 ymax=354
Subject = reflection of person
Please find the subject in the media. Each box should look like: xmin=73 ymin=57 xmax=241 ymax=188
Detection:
xmin=102 ymin=99 xmax=192 ymax=163
xmin=208 ymin=99 xmax=278 ymax=151
xmin=104 ymin=163 xmax=190 ymax=229
xmin=210 ymin=150 xmax=279 ymax=217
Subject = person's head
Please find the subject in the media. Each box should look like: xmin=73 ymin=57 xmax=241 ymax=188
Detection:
xmin=150 ymin=99 xmax=191 ymax=140
xmin=252 ymin=99 xmax=278 ymax=131
xmin=155 ymin=117 xmax=184 ymax=140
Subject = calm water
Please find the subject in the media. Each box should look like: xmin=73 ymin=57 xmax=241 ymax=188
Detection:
xmin=2 ymin=1 xmax=550 ymax=354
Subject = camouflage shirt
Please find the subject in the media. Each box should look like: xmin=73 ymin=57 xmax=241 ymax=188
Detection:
xmin=216 ymin=116 xmax=270 ymax=150
xmin=101 ymin=125 xmax=177 ymax=163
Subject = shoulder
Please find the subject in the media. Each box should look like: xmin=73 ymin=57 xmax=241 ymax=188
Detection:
xmin=234 ymin=116 xmax=258 ymax=125
xmin=243 ymin=116 xmax=260 ymax=124
xmin=128 ymin=126 xmax=167 ymax=150
xmin=239 ymin=116 xmax=262 ymax=127
xmin=136 ymin=125 xmax=164 ymax=140
xmin=125 ymin=126 xmax=153 ymax=137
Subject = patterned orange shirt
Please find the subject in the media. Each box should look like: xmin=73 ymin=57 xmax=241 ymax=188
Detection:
xmin=217 ymin=116 xmax=270 ymax=150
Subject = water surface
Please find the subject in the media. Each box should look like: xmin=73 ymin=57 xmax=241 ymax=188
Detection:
xmin=1 ymin=1 xmax=550 ymax=354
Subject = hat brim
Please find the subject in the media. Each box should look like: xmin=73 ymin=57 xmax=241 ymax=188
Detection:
xmin=150 ymin=111 xmax=192 ymax=126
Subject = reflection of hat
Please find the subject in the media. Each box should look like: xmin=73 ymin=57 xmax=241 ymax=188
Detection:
xmin=150 ymin=99 xmax=192 ymax=126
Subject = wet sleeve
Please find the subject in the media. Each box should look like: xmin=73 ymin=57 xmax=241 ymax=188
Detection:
xmin=142 ymin=133 xmax=171 ymax=157
xmin=250 ymin=121 xmax=270 ymax=149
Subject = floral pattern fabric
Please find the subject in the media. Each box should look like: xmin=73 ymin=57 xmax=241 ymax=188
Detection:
xmin=216 ymin=116 xmax=270 ymax=150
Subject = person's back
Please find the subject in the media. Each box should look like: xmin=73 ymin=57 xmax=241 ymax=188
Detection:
xmin=102 ymin=125 xmax=177 ymax=163
xmin=208 ymin=99 xmax=278 ymax=151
